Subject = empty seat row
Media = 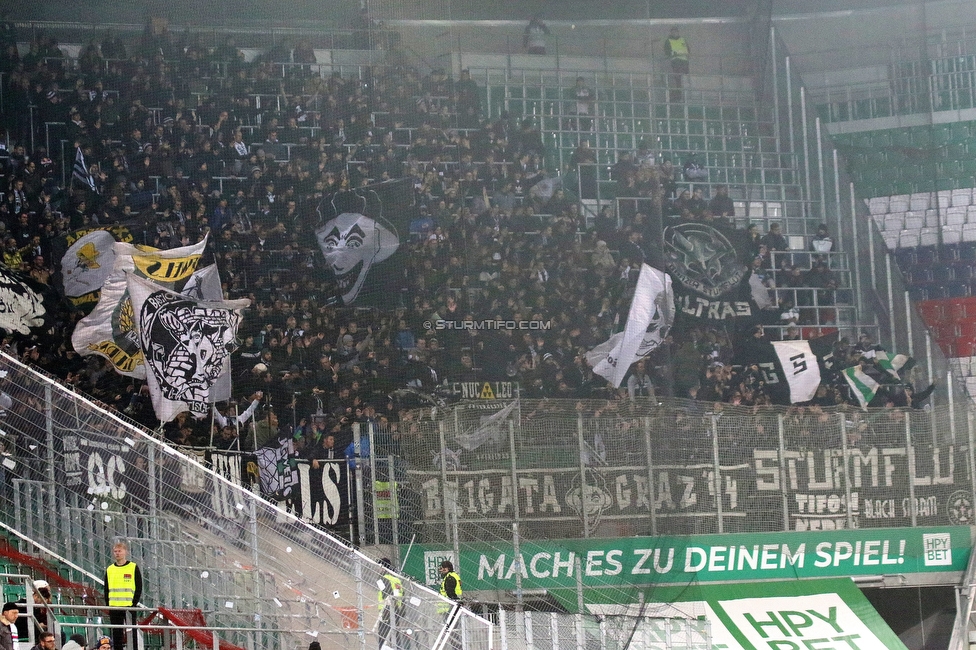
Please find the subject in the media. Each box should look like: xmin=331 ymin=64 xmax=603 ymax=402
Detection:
xmin=905 ymin=265 xmax=976 ymax=285
xmin=891 ymin=224 xmax=976 ymax=248
xmin=871 ymin=188 xmax=976 ymax=214
xmin=875 ymin=205 xmax=976 ymax=231
xmin=908 ymin=281 xmax=976 ymax=301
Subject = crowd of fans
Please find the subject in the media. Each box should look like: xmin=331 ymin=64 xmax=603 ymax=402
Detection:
xmin=0 ymin=25 xmax=932 ymax=459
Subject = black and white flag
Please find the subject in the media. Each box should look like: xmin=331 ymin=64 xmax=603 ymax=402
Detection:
xmin=771 ymin=340 xmax=822 ymax=404
xmin=127 ymin=273 xmax=248 ymax=422
xmin=73 ymin=237 xmax=213 ymax=378
xmin=316 ymin=179 xmax=415 ymax=306
xmin=0 ymin=266 xmax=53 ymax=336
xmin=72 ymin=146 xmax=96 ymax=192
xmin=255 ymin=438 xmax=299 ymax=499
xmin=588 ymin=264 xmax=674 ymax=387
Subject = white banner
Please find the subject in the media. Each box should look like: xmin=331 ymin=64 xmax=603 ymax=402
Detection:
xmin=771 ymin=339 xmax=822 ymax=404
xmin=72 ymin=237 xmax=212 ymax=378
xmin=73 ymin=264 xmax=221 ymax=378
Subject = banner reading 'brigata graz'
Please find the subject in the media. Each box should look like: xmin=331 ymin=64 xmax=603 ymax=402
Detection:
xmin=406 ymin=438 xmax=970 ymax=532
xmin=401 ymin=526 xmax=970 ymax=592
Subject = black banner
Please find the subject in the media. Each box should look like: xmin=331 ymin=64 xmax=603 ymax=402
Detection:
xmin=315 ymin=179 xmax=416 ymax=307
xmin=661 ymin=219 xmax=758 ymax=322
xmin=408 ymin=441 xmax=967 ymax=533
xmin=296 ymin=459 xmax=352 ymax=527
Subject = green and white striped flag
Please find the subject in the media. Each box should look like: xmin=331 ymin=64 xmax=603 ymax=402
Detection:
xmin=875 ymin=351 xmax=917 ymax=380
xmin=843 ymin=365 xmax=881 ymax=408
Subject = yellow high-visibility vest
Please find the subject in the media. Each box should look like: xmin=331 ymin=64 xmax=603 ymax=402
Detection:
xmin=667 ymin=37 xmax=689 ymax=61
xmin=378 ymin=574 xmax=403 ymax=605
xmin=106 ymin=562 xmax=137 ymax=606
xmin=438 ymin=571 xmax=462 ymax=614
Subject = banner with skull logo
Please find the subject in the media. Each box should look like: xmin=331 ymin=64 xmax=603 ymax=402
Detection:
xmin=127 ymin=273 xmax=249 ymax=422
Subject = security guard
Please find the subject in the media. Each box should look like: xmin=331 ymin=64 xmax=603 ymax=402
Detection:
xmin=437 ymin=560 xmax=462 ymax=612
xmin=103 ymin=542 xmax=142 ymax=650
xmin=664 ymin=26 xmax=690 ymax=101
xmin=377 ymin=558 xmax=404 ymax=650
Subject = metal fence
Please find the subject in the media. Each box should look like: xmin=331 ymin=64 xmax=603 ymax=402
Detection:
xmin=362 ymin=398 xmax=975 ymax=550
xmin=494 ymin=610 xmax=710 ymax=650
xmin=0 ymin=352 xmax=493 ymax=650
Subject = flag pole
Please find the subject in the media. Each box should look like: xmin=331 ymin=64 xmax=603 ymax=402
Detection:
xmin=208 ymin=405 xmax=216 ymax=448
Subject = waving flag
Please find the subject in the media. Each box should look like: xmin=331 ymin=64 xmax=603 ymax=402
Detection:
xmin=316 ymin=179 xmax=414 ymax=306
xmin=771 ymin=340 xmax=822 ymax=404
xmin=843 ymin=365 xmax=883 ymax=408
xmin=127 ymin=273 xmax=248 ymax=422
xmin=72 ymin=237 xmax=211 ymax=377
xmin=54 ymin=226 xmax=134 ymax=311
xmin=255 ymin=439 xmax=299 ymax=499
xmin=0 ymin=266 xmax=54 ymax=336
xmin=72 ymin=146 xmax=96 ymax=192
xmin=589 ymin=265 xmax=674 ymax=387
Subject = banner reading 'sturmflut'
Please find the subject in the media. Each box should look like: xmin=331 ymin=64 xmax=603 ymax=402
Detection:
xmin=315 ymin=179 xmax=415 ymax=307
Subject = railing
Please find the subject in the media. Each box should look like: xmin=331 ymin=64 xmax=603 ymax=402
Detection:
xmin=364 ymin=398 xmax=972 ymax=547
xmin=0 ymin=352 xmax=493 ymax=650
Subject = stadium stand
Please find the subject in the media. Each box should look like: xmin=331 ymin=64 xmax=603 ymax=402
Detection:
xmin=0 ymin=5 xmax=971 ymax=648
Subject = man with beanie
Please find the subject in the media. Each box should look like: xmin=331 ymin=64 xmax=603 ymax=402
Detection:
xmin=103 ymin=543 xmax=142 ymax=650
xmin=1 ymin=603 xmax=19 ymax=650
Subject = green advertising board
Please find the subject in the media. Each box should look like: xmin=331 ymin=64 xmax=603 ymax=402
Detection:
xmin=402 ymin=526 xmax=970 ymax=598
xmin=589 ymin=578 xmax=909 ymax=650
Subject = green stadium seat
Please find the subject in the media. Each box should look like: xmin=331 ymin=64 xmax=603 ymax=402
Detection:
xmin=872 ymin=131 xmax=893 ymax=148
xmin=852 ymin=133 xmax=872 ymax=149
xmin=722 ymin=106 xmax=740 ymax=121
xmin=932 ymin=124 xmax=952 ymax=146
xmin=893 ymin=129 xmax=914 ymax=148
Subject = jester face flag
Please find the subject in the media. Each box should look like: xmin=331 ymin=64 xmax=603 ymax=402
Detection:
xmin=127 ymin=273 xmax=249 ymax=423
xmin=315 ymin=179 xmax=415 ymax=306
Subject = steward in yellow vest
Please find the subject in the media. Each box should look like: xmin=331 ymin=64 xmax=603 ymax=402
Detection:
xmin=103 ymin=542 xmax=143 ymax=650
xmin=437 ymin=560 xmax=462 ymax=614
